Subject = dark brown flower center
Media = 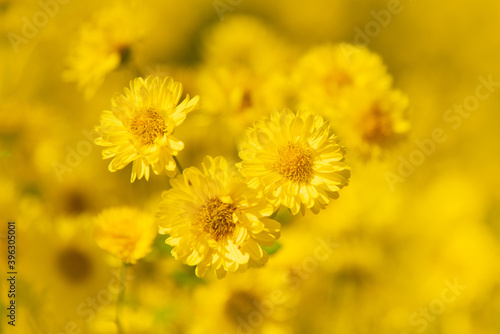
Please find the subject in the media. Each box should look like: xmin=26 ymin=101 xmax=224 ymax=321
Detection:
xmin=197 ymin=197 xmax=236 ymax=241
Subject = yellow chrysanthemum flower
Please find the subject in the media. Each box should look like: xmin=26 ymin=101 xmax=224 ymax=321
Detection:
xmin=238 ymin=109 xmax=351 ymax=215
xmin=63 ymin=3 xmax=147 ymax=98
xmin=292 ymin=43 xmax=392 ymax=116
xmin=157 ymin=156 xmax=281 ymax=279
xmin=336 ymin=89 xmax=410 ymax=158
xmin=293 ymin=43 xmax=410 ymax=158
xmin=94 ymin=206 xmax=157 ymax=264
xmin=95 ymin=76 xmax=199 ymax=182
xmin=188 ymin=270 xmax=294 ymax=334
xmin=197 ymin=65 xmax=291 ymax=137
xmin=201 ymin=15 xmax=296 ymax=75
xmin=196 ymin=15 xmax=295 ymax=140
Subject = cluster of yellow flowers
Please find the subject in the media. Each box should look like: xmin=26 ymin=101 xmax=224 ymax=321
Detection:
xmin=93 ymin=73 xmax=353 ymax=278
xmin=3 ymin=0 xmax=500 ymax=333
xmin=85 ymin=12 xmax=409 ymax=281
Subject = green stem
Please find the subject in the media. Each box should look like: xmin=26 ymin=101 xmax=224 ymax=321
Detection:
xmin=116 ymin=263 xmax=127 ymax=334
xmin=173 ymin=156 xmax=184 ymax=174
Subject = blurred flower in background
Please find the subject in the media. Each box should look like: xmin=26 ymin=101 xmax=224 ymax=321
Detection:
xmin=63 ymin=2 xmax=148 ymax=98
xmin=94 ymin=206 xmax=157 ymax=264
xmin=293 ymin=43 xmax=410 ymax=158
xmin=1 ymin=0 xmax=500 ymax=333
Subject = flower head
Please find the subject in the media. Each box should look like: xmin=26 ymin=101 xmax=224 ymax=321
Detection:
xmin=63 ymin=3 xmax=147 ymax=98
xmin=337 ymin=89 xmax=410 ymax=158
xmin=157 ymin=156 xmax=280 ymax=279
xmin=188 ymin=269 xmax=294 ymax=334
xmin=95 ymin=76 xmax=199 ymax=182
xmin=196 ymin=15 xmax=294 ymax=140
xmin=292 ymin=43 xmax=410 ymax=158
xmin=202 ymin=15 xmax=295 ymax=74
xmin=238 ymin=109 xmax=351 ymax=215
xmin=292 ymin=43 xmax=392 ymax=116
xmin=197 ymin=65 xmax=291 ymax=137
xmin=94 ymin=207 xmax=157 ymax=264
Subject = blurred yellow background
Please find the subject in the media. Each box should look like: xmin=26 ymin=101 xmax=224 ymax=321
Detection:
xmin=1 ymin=0 xmax=500 ymax=333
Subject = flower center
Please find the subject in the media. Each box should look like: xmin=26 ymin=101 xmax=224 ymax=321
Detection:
xmin=240 ymin=89 xmax=253 ymax=110
xmin=56 ymin=247 xmax=93 ymax=283
xmin=225 ymin=290 xmax=260 ymax=324
xmin=197 ymin=197 xmax=236 ymax=241
xmin=273 ymin=142 xmax=314 ymax=183
xmin=129 ymin=107 xmax=165 ymax=145
xmin=63 ymin=188 xmax=88 ymax=215
xmin=324 ymin=70 xmax=353 ymax=95
xmin=359 ymin=104 xmax=393 ymax=144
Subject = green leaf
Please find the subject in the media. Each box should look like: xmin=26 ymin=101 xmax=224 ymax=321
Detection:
xmin=261 ymin=241 xmax=282 ymax=256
